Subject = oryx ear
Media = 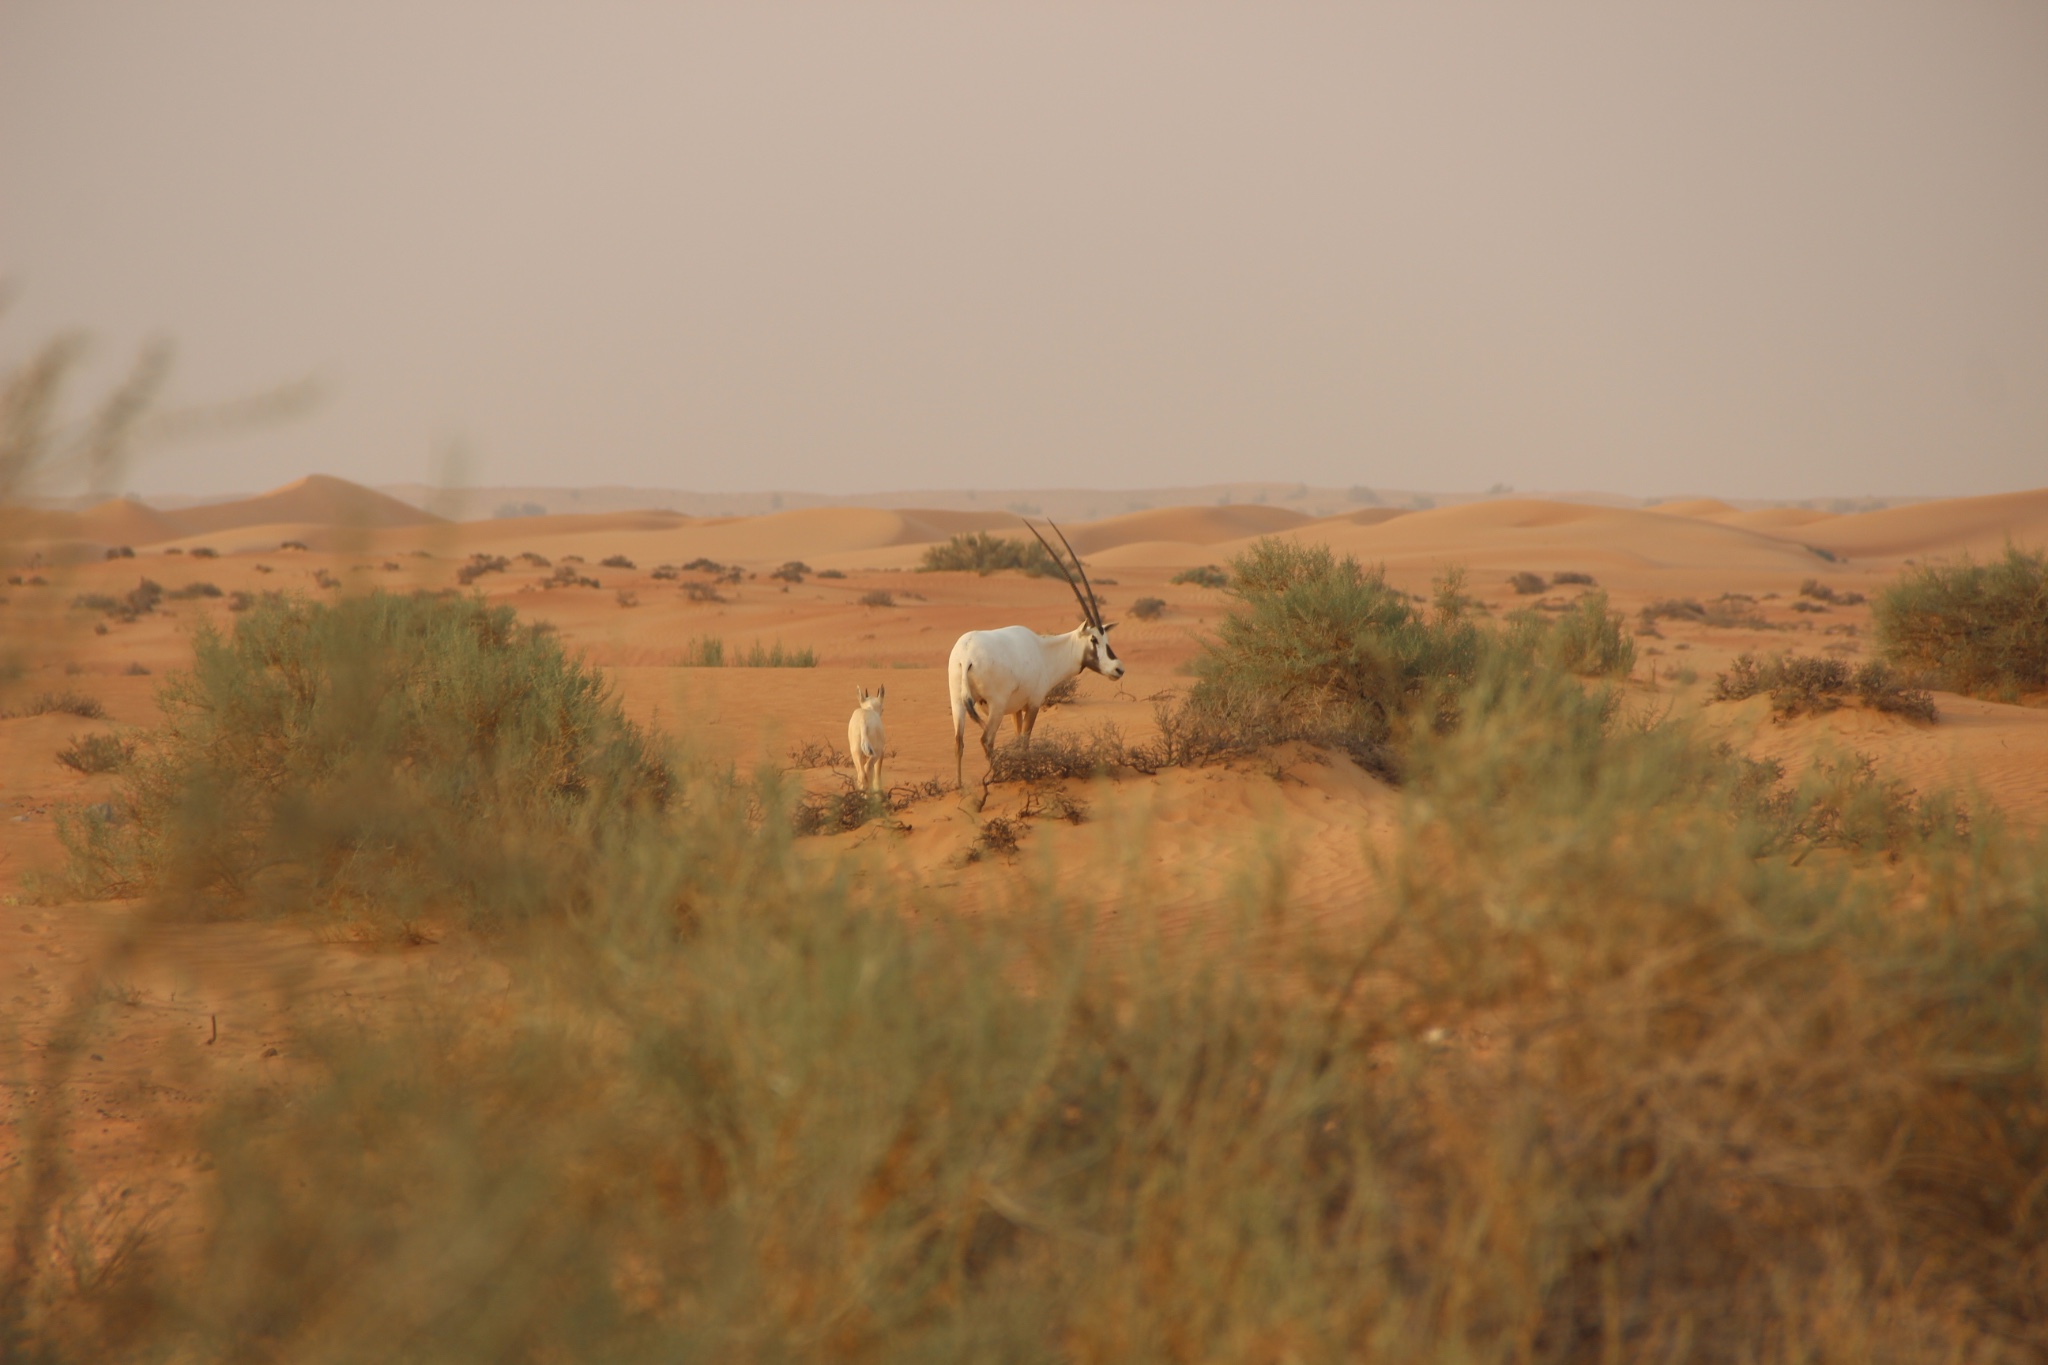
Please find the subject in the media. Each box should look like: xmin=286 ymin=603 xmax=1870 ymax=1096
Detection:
xmin=876 ymin=684 xmax=885 ymax=701
xmin=1102 ymin=621 xmax=1117 ymax=632
xmin=856 ymin=685 xmax=867 ymax=702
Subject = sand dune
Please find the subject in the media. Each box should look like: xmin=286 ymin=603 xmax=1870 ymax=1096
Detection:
xmin=17 ymin=477 xmax=2046 ymax=586
xmin=77 ymin=498 xmax=190 ymax=547
xmin=1219 ymin=498 xmax=1831 ymax=579
xmin=1795 ymin=488 xmax=2048 ymax=561
xmin=170 ymin=475 xmax=445 ymax=538
xmin=1649 ymin=498 xmax=1742 ymax=519
xmin=1721 ymin=507 xmax=1837 ymax=531
xmin=1060 ymin=505 xmax=1312 ymax=555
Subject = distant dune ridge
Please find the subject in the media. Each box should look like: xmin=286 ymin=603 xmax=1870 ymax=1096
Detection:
xmin=10 ymin=474 xmax=2046 ymax=572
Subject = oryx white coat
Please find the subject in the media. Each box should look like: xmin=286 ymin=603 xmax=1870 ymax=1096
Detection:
xmin=848 ymin=685 xmax=886 ymax=793
xmin=946 ymin=519 xmax=1125 ymax=788
xmin=948 ymin=623 xmax=1123 ymax=784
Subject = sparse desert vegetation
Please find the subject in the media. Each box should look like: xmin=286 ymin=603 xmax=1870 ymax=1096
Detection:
xmin=918 ymin=531 xmax=1060 ymax=576
xmin=4 ymin=479 xmax=2048 ymax=1363
xmin=9 ymin=550 xmax=2048 ymax=1363
xmin=1714 ymin=652 xmax=1938 ymax=722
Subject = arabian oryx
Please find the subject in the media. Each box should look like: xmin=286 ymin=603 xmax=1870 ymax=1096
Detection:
xmin=948 ymin=520 xmax=1123 ymax=788
xmin=848 ymin=685 xmax=886 ymax=793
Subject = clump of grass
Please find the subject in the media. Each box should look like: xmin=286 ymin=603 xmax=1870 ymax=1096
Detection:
xmin=734 ymin=640 xmax=816 ymax=668
xmin=1799 ymin=577 xmax=1865 ymax=606
xmin=518 ymin=551 xmax=551 ymax=567
xmin=1041 ymin=675 xmax=1080 ymax=709
xmin=164 ymin=582 xmax=221 ymax=600
xmin=1640 ymin=594 xmax=1772 ymax=629
xmin=858 ymin=589 xmax=895 ymax=608
xmin=770 ymin=560 xmax=809 ymax=583
xmin=1503 ymin=591 xmax=1636 ymax=677
xmin=1713 ymin=652 xmax=1937 ymax=722
xmin=50 ymin=591 xmax=671 ymax=926
xmin=600 ymin=554 xmax=635 ymax=570
xmin=543 ymin=563 xmax=600 ymax=590
xmin=1129 ymin=596 xmax=1165 ymax=620
xmin=786 ymin=740 xmax=849 ymax=770
xmin=1170 ymin=564 xmax=1228 ymax=589
xmin=816 ymin=568 xmax=845 ymax=579
xmin=1875 ymin=545 xmax=2048 ymax=699
xmin=1551 ymin=570 xmax=1595 ymax=586
xmin=55 ymin=732 xmax=134 ymax=774
xmin=649 ymin=564 xmax=677 ymax=580
xmin=104 ymin=545 xmax=134 ymax=560
xmin=985 ymin=725 xmax=1130 ymax=784
xmin=73 ymin=579 xmax=163 ymax=621
xmin=457 ymin=554 xmax=509 ymax=586
xmin=9 ymin=689 xmax=107 ymax=719
xmin=614 ymin=589 xmax=638 ymax=608
xmin=188 ymin=546 xmax=217 ymax=559
xmin=970 ymin=814 xmax=1022 ymax=858
xmin=1507 ymin=570 xmax=1546 ymax=595
xmin=681 ymin=557 xmax=725 ymax=574
xmin=279 ymin=540 xmax=309 ymax=551
xmin=679 ymin=636 xmax=725 ymax=667
xmin=682 ymin=581 xmax=724 ymax=603
xmin=918 ymin=532 xmax=1059 ymax=576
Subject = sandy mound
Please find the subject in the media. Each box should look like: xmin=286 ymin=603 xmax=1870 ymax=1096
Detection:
xmin=171 ymin=475 xmax=446 ymax=537
xmin=1796 ymin=488 xmax=2048 ymax=561
xmin=1061 ymin=505 xmax=1312 ymax=555
xmin=441 ymin=507 xmax=1009 ymax=568
xmin=1724 ymin=508 xmax=1837 ymax=532
xmin=1650 ymin=498 xmax=1741 ymax=519
xmin=76 ymin=498 xmax=188 ymax=547
xmin=1226 ymin=498 xmax=1829 ymax=579
xmin=1303 ymin=507 xmax=1410 ymax=529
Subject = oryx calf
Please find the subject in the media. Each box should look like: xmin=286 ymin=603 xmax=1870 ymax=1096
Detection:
xmin=848 ymin=685 xmax=886 ymax=793
xmin=948 ymin=520 xmax=1123 ymax=787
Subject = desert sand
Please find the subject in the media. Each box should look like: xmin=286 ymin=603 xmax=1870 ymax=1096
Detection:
xmin=4 ymin=476 xmax=2046 ymax=1262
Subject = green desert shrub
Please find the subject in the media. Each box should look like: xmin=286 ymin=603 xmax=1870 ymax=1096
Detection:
xmin=51 ymin=591 xmax=671 ymax=927
xmin=1170 ymin=564 xmax=1229 ymax=589
xmin=678 ymin=637 xmax=815 ymax=668
xmin=1185 ymin=539 xmax=1484 ymax=755
xmin=1128 ymin=595 xmax=1166 ymax=620
xmin=54 ymin=732 xmax=134 ymax=774
xmin=1507 ymin=569 xmax=1546 ymax=595
xmin=8 ymin=689 xmax=107 ymax=719
xmin=918 ymin=531 xmax=1059 ymax=576
xmin=1502 ymin=590 xmax=1635 ymax=678
xmin=1875 ymin=545 xmax=2048 ymax=698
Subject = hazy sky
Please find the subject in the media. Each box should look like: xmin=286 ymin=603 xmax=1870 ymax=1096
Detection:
xmin=4 ymin=2 xmax=2044 ymax=500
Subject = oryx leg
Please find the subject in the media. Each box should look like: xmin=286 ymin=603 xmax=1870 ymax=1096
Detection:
xmin=980 ymin=702 xmax=1007 ymax=768
xmin=1020 ymin=703 xmax=1041 ymax=745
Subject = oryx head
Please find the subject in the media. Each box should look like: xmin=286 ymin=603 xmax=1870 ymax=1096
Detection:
xmin=1026 ymin=518 xmax=1124 ymax=682
xmin=856 ymin=684 xmax=885 ymax=711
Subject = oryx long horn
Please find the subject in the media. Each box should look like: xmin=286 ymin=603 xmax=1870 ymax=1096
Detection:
xmin=1024 ymin=519 xmax=1100 ymax=630
xmin=1046 ymin=519 xmax=1104 ymax=630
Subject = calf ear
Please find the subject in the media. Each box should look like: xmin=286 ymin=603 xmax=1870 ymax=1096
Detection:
xmin=856 ymin=685 xmax=867 ymax=702
xmin=877 ymin=684 xmax=885 ymax=701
